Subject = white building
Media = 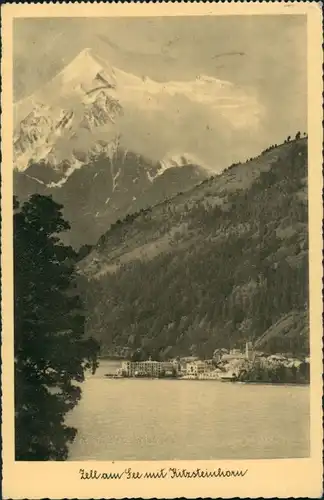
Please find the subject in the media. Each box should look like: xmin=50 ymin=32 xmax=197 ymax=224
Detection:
xmin=186 ymin=360 xmax=209 ymax=377
xmin=121 ymin=359 xmax=179 ymax=377
xmin=121 ymin=361 xmax=132 ymax=376
xmin=198 ymin=370 xmax=222 ymax=380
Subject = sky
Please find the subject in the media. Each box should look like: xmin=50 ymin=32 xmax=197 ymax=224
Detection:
xmin=13 ymin=16 xmax=307 ymax=170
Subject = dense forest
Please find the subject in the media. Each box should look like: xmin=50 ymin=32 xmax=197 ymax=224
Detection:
xmin=78 ymin=136 xmax=309 ymax=359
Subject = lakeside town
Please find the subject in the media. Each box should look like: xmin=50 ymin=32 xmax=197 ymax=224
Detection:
xmin=106 ymin=343 xmax=310 ymax=384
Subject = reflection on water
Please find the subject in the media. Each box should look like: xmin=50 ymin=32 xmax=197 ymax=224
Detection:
xmin=66 ymin=360 xmax=310 ymax=461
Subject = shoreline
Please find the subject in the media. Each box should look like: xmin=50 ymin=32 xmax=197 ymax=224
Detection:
xmin=103 ymin=375 xmax=309 ymax=387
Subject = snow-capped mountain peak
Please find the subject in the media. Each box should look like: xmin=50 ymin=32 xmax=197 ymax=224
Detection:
xmin=13 ymin=49 xmax=124 ymax=171
xmin=51 ymin=48 xmax=116 ymax=92
xmin=13 ymin=47 xmax=261 ymax=175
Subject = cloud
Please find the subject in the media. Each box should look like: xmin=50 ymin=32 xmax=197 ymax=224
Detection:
xmin=114 ymin=69 xmax=263 ymax=140
xmin=116 ymin=85 xmax=262 ymax=170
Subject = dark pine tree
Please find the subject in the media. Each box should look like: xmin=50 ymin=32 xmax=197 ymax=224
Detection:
xmin=14 ymin=194 xmax=100 ymax=460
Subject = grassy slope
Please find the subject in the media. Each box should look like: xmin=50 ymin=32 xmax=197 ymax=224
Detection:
xmin=79 ymin=137 xmax=309 ymax=358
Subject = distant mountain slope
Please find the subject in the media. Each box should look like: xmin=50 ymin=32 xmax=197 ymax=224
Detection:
xmin=14 ymin=148 xmax=207 ymax=248
xmin=78 ymin=137 xmax=309 ymax=359
xmin=14 ymin=47 xmax=225 ymax=247
xmin=13 ymin=47 xmax=267 ymax=249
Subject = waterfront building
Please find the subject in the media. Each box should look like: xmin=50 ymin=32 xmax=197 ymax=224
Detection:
xmin=198 ymin=370 xmax=222 ymax=380
xmin=121 ymin=361 xmax=132 ymax=376
xmin=161 ymin=361 xmax=174 ymax=372
xmin=120 ymin=359 xmax=179 ymax=377
xmin=186 ymin=360 xmax=209 ymax=377
xmin=180 ymin=363 xmax=187 ymax=376
xmin=136 ymin=360 xmax=162 ymax=377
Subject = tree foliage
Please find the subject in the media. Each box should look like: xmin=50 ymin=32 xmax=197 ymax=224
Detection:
xmin=81 ymin=139 xmax=309 ymax=360
xmin=238 ymin=361 xmax=310 ymax=384
xmin=14 ymin=194 xmax=100 ymax=460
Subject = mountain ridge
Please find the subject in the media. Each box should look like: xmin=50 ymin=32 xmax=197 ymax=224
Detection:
xmin=14 ymin=145 xmax=207 ymax=248
xmin=13 ymin=47 xmax=262 ymax=175
xmin=77 ymin=136 xmax=309 ymax=359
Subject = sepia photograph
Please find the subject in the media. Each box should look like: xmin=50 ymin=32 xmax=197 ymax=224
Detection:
xmin=1 ymin=2 xmax=323 ymax=499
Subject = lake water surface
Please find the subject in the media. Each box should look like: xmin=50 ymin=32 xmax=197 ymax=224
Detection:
xmin=66 ymin=360 xmax=310 ymax=460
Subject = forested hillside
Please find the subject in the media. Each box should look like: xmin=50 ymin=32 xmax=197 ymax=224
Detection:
xmin=79 ymin=137 xmax=309 ymax=359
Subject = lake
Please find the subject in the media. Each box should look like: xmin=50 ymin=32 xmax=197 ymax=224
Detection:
xmin=66 ymin=360 xmax=310 ymax=460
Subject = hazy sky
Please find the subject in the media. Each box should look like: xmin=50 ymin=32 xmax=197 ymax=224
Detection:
xmin=13 ymin=16 xmax=307 ymax=168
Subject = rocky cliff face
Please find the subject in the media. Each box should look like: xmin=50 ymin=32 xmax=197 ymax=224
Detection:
xmin=14 ymin=62 xmax=123 ymax=172
xmin=13 ymin=49 xmax=212 ymax=246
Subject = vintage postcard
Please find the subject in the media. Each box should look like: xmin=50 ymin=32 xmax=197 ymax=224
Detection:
xmin=1 ymin=2 xmax=323 ymax=498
